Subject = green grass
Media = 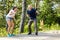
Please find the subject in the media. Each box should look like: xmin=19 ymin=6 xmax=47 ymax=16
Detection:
xmin=0 ymin=24 xmax=60 ymax=37
xmin=0 ymin=27 xmax=19 ymax=37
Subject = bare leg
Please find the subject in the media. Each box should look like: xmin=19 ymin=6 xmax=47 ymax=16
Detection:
xmin=7 ymin=20 xmax=11 ymax=34
xmin=11 ymin=20 xmax=14 ymax=34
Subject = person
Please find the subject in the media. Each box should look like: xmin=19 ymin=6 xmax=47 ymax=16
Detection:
xmin=6 ymin=6 xmax=18 ymax=37
xmin=27 ymin=5 xmax=38 ymax=35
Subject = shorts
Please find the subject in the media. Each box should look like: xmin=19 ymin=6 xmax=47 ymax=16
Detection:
xmin=6 ymin=16 xmax=14 ymax=21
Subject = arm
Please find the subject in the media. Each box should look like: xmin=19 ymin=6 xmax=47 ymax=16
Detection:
xmin=26 ymin=13 xmax=30 ymax=18
xmin=9 ymin=10 xmax=15 ymax=18
xmin=9 ymin=13 xmax=12 ymax=15
xmin=27 ymin=10 xmax=30 ymax=18
xmin=36 ymin=11 xmax=39 ymax=15
xmin=9 ymin=10 xmax=14 ymax=15
xmin=34 ymin=8 xmax=39 ymax=15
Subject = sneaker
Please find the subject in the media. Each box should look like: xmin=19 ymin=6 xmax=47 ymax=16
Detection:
xmin=11 ymin=34 xmax=15 ymax=36
xmin=7 ymin=34 xmax=12 ymax=37
xmin=28 ymin=33 xmax=31 ymax=35
xmin=35 ymin=33 xmax=38 ymax=35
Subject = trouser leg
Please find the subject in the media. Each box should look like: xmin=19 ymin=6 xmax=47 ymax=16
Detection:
xmin=34 ymin=19 xmax=38 ymax=34
xmin=28 ymin=19 xmax=33 ymax=34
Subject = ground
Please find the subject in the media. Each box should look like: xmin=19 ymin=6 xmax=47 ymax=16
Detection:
xmin=0 ymin=30 xmax=60 ymax=40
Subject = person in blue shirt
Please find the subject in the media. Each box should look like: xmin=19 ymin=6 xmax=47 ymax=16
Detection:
xmin=27 ymin=5 xmax=38 ymax=35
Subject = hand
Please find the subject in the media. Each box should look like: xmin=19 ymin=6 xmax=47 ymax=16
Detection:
xmin=36 ymin=11 xmax=39 ymax=14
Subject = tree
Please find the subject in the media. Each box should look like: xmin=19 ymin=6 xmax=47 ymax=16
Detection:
xmin=39 ymin=0 xmax=54 ymax=30
xmin=20 ymin=0 xmax=26 ymax=33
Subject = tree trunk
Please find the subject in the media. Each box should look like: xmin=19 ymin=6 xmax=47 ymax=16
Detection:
xmin=35 ymin=0 xmax=39 ymax=9
xmin=35 ymin=0 xmax=44 ymax=31
xmin=20 ymin=0 xmax=26 ymax=33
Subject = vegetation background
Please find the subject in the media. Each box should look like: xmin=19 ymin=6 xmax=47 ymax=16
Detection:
xmin=0 ymin=0 xmax=60 ymax=37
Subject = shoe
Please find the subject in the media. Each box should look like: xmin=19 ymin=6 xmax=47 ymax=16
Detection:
xmin=11 ymin=34 xmax=15 ymax=36
xmin=28 ymin=33 xmax=31 ymax=35
xmin=7 ymin=34 xmax=12 ymax=37
xmin=7 ymin=34 xmax=15 ymax=37
xmin=35 ymin=33 xmax=38 ymax=35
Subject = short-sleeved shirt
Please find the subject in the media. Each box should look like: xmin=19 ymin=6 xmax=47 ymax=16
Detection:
xmin=6 ymin=9 xmax=16 ymax=18
xmin=27 ymin=8 xmax=36 ymax=19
